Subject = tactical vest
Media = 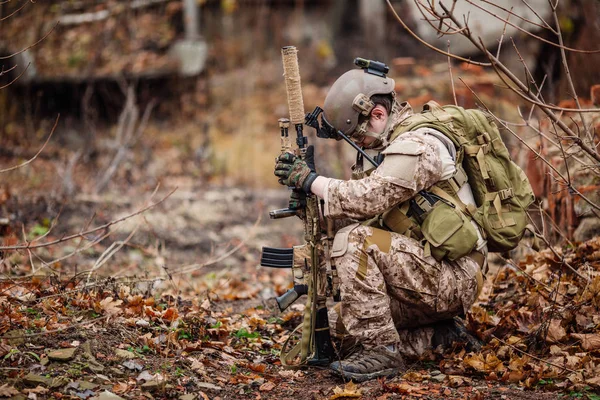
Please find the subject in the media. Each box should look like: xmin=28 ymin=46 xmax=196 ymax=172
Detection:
xmin=362 ymin=101 xmax=535 ymax=262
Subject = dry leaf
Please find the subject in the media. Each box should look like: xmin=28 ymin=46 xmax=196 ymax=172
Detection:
xmin=112 ymin=382 xmax=129 ymax=393
xmin=402 ymin=371 xmax=425 ymax=382
xmin=99 ymin=297 xmax=123 ymax=316
xmin=162 ymin=307 xmax=179 ymax=322
xmin=22 ymin=386 xmax=48 ymax=395
xmin=547 ymin=320 xmax=567 ymax=343
xmin=463 ymin=353 xmax=485 ymax=372
xmin=259 ymin=381 xmax=275 ymax=392
xmin=246 ymin=363 xmax=266 ymax=373
xmin=0 ymin=384 xmax=20 ymax=397
xmin=571 ymin=333 xmax=600 ymax=351
xmin=199 ymin=392 xmax=210 ymax=400
xmin=586 ymin=375 xmax=600 ymax=387
xmin=188 ymin=357 xmax=206 ymax=374
xmin=331 ymin=381 xmax=362 ymax=399
xmin=448 ymin=375 xmax=467 ymax=387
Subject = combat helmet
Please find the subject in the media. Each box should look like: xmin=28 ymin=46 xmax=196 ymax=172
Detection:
xmin=323 ymin=58 xmax=395 ymax=141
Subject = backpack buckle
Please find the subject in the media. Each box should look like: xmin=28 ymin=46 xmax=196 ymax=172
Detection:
xmin=498 ymin=188 xmax=514 ymax=201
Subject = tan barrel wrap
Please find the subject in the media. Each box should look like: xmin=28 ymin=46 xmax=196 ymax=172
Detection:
xmin=281 ymin=46 xmax=305 ymax=125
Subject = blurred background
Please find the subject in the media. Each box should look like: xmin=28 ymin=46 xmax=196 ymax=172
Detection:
xmin=0 ymin=0 xmax=598 ymax=272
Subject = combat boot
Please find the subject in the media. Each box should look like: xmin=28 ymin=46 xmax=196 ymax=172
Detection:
xmin=431 ymin=317 xmax=482 ymax=352
xmin=330 ymin=344 xmax=405 ymax=382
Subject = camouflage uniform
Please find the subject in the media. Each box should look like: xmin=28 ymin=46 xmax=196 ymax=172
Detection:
xmin=324 ymin=106 xmax=483 ymax=359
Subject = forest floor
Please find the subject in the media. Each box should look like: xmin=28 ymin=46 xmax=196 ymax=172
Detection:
xmin=1 ymin=61 xmax=599 ymax=400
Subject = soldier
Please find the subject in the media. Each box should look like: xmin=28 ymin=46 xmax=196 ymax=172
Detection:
xmin=274 ymin=66 xmax=487 ymax=382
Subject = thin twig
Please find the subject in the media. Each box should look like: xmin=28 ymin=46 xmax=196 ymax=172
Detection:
xmin=0 ymin=0 xmax=30 ymax=21
xmin=459 ymin=77 xmax=600 ymax=219
xmin=169 ymin=213 xmax=262 ymax=276
xmin=463 ymin=0 xmax=600 ymax=54
xmin=551 ymin=4 xmax=592 ymax=143
xmin=385 ymin=0 xmax=490 ymax=67
xmin=447 ymin=41 xmax=457 ymax=105
xmin=0 ymin=63 xmax=31 ymax=90
xmin=0 ymin=22 xmax=59 ymax=60
xmin=437 ymin=1 xmax=600 ymax=165
xmin=0 ymin=187 xmax=176 ymax=251
xmin=0 ymin=115 xmax=59 ymax=173
xmin=495 ymin=6 xmax=512 ymax=59
xmin=4 ymin=316 xmax=109 ymax=339
xmin=493 ymin=335 xmax=577 ymax=374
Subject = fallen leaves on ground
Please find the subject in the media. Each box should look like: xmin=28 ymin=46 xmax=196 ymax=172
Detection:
xmin=330 ymin=381 xmax=362 ymax=399
xmin=439 ymin=236 xmax=600 ymax=392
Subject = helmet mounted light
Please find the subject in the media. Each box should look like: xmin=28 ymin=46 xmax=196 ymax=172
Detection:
xmin=354 ymin=57 xmax=390 ymax=78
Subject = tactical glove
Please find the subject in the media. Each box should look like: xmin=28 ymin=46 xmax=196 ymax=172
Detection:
xmin=274 ymin=146 xmax=318 ymax=193
xmin=288 ymin=190 xmax=306 ymax=210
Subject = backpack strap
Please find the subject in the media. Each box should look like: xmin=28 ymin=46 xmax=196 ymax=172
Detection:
xmin=436 ymin=165 xmax=468 ymax=196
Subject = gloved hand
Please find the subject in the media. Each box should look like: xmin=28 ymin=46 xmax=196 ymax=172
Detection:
xmin=274 ymin=146 xmax=319 ymax=193
xmin=288 ymin=190 xmax=306 ymax=210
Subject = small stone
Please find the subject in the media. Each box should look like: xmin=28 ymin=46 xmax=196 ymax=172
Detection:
xmin=114 ymin=349 xmax=136 ymax=359
xmin=48 ymin=348 xmax=77 ymax=362
xmin=141 ymin=381 xmax=162 ymax=391
xmin=431 ymin=373 xmax=447 ymax=383
xmin=93 ymin=391 xmax=125 ymax=400
xmin=430 ymin=370 xmax=441 ymax=376
xmin=23 ymin=373 xmax=52 ymax=387
xmin=136 ymin=371 xmax=156 ymax=382
xmin=109 ymin=367 xmax=126 ymax=378
xmin=50 ymin=376 xmax=70 ymax=388
xmin=88 ymin=361 xmax=105 ymax=373
xmin=136 ymin=320 xmax=150 ymax=327
xmin=3 ymin=330 xmax=25 ymax=345
xmin=75 ymin=389 xmax=96 ymax=399
xmin=197 ymin=382 xmax=222 ymax=391
xmin=78 ymin=381 xmax=99 ymax=390
xmin=122 ymin=360 xmax=143 ymax=371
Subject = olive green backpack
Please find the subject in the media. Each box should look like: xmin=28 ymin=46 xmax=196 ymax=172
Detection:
xmin=393 ymin=101 xmax=535 ymax=254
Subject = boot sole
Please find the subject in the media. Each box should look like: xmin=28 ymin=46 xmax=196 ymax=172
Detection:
xmin=331 ymin=367 xmax=399 ymax=383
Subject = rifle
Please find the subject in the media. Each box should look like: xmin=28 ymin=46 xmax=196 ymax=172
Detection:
xmin=260 ymin=46 xmax=333 ymax=367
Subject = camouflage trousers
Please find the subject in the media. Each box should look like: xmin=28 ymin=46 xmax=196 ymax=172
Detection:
xmin=328 ymin=224 xmax=482 ymax=359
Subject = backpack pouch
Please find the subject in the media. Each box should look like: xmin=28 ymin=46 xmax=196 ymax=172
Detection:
xmin=421 ymin=201 xmax=479 ymax=262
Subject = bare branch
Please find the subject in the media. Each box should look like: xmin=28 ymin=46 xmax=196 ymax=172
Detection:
xmin=385 ymin=0 xmax=491 ymax=67
xmin=0 ymin=22 xmax=58 ymax=60
xmin=520 ymin=0 xmax=556 ymax=32
xmin=169 ymin=213 xmax=262 ymax=276
xmin=464 ymin=0 xmax=600 ymax=54
xmin=0 ymin=64 xmax=18 ymax=77
xmin=552 ymin=5 xmax=593 ymax=142
xmin=495 ymin=6 xmax=513 ymax=59
xmin=437 ymin=1 xmax=600 ymax=164
xmin=0 ymin=187 xmax=176 ymax=251
xmin=0 ymin=115 xmax=58 ymax=173
xmin=447 ymin=41 xmax=457 ymax=105
xmin=0 ymin=63 xmax=31 ymax=89
xmin=459 ymin=77 xmax=600 ymax=215
xmin=0 ymin=0 xmax=31 ymax=21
